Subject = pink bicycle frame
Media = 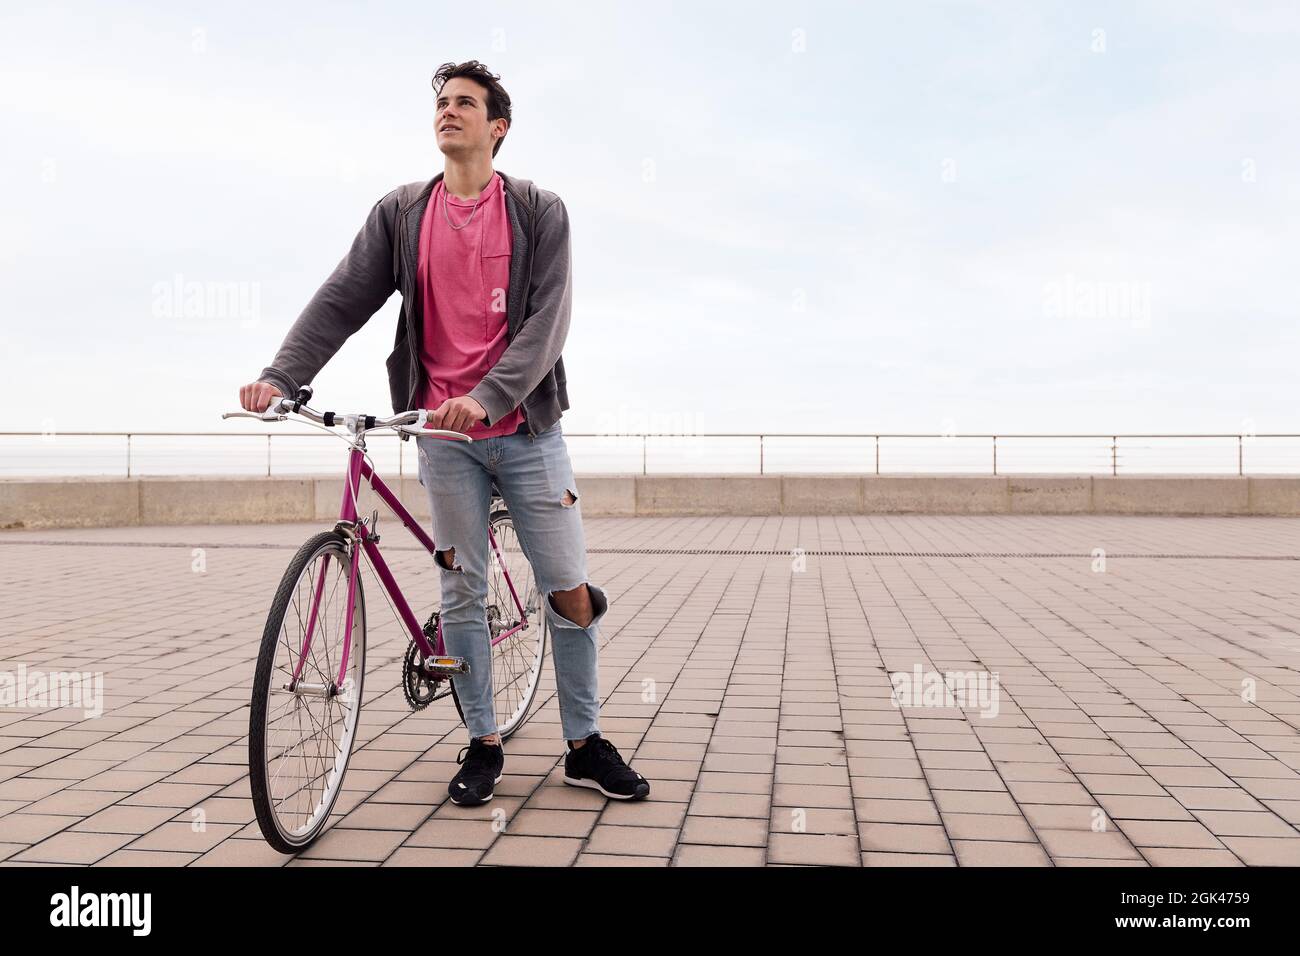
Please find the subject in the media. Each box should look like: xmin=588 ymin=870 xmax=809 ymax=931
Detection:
xmin=290 ymin=443 xmax=531 ymax=689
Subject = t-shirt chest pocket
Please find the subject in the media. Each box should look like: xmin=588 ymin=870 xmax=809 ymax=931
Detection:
xmin=480 ymin=236 xmax=512 ymax=322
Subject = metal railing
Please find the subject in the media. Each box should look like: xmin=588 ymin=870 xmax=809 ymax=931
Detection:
xmin=1 ymin=431 xmax=1298 ymax=478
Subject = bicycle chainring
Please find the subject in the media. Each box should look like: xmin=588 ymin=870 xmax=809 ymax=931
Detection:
xmin=401 ymin=611 xmax=444 ymax=711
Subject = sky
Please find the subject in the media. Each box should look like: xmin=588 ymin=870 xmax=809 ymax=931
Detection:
xmin=1 ymin=0 xmax=1297 ymax=439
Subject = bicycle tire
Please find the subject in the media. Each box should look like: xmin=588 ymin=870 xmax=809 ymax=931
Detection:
xmin=249 ymin=530 xmax=366 ymax=854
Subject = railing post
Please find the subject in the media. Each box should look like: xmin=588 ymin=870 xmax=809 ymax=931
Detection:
xmin=759 ymin=435 xmax=764 ymax=475
xmin=1238 ymin=435 xmax=1243 ymax=476
xmin=1112 ymin=436 xmax=1118 ymax=476
xmin=267 ymin=434 xmax=272 ymax=478
xmin=992 ymin=435 xmax=998 ymax=476
xmin=126 ymin=433 xmax=132 ymax=478
xmin=875 ymin=435 xmax=880 ymax=475
xmin=642 ymin=435 xmax=647 ymax=476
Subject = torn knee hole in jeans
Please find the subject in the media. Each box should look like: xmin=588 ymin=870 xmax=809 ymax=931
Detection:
xmin=548 ymin=583 xmax=596 ymax=627
xmin=436 ymin=547 xmax=463 ymax=573
xmin=562 ymin=488 xmax=577 ymax=507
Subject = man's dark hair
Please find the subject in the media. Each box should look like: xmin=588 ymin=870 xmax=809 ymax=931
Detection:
xmin=432 ymin=60 xmax=512 ymax=158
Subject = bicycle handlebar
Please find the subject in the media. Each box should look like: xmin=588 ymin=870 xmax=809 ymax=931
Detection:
xmin=221 ymin=397 xmax=474 ymax=442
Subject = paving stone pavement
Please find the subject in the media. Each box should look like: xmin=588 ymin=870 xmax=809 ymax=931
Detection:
xmin=1 ymin=514 xmax=1298 ymax=867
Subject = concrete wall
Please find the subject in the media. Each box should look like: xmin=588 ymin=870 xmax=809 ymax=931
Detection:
xmin=2 ymin=474 xmax=1298 ymax=530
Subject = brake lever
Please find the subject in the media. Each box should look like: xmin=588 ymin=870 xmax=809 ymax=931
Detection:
xmin=396 ymin=425 xmax=473 ymax=442
xmin=395 ymin=408 xmax=473 ymax=441
xmin=221 ymin=409 xmax=287 ymax=422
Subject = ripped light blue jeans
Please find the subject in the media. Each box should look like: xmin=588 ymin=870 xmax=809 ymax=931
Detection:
xmin=416 ymin=421 xmax=606 ymax=742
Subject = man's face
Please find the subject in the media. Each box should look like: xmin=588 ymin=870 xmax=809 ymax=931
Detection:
xmin=435 ymin=77 xmax=504 ymax=159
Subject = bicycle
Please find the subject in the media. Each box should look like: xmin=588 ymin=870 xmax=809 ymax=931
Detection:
xmin=223 ymin=387 xmax=548 ymax=854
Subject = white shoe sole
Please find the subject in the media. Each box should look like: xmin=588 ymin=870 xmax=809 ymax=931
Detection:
xmin=563 ymin=774 xmax=649 ymax=800
xmin=449 ymin=771 xmax=503 ymax=806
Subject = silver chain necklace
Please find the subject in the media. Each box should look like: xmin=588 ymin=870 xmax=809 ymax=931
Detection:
xmin=441 ymin=176 xmax=491 ymax=231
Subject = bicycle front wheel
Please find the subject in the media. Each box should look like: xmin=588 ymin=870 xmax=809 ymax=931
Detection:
xmin=249 ymin=531 xmax=366 ymax=854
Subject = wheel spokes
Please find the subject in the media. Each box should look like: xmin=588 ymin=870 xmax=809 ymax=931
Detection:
xmin=261 ymin=543 xmax=364 ymax=842
xmin=485 ymin=518 xmax=546 ymax=733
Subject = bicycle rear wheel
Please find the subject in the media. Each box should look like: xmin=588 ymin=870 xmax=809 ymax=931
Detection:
xmin=450 ymin=508 xmax=547 ymax=740
xmin=249 ymin=530 xmax=366 ymax=853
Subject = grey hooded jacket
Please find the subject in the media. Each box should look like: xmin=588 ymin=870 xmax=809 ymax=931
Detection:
xmin=257 ymin=171 xmax=572 ymax=438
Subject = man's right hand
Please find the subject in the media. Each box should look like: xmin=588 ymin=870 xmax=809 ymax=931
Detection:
xmin=239 ymin=382 xmax=284 ymax=412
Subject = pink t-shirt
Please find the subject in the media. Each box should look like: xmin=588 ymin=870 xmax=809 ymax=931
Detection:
xmin=417 ymin=171 xmax=526 ymax=439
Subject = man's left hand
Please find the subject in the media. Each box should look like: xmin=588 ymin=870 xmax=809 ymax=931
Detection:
xmin=429 ymin=396 xmax=488 ymax=433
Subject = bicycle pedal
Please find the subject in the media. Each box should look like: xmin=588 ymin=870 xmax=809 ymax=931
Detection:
xmin=420 ymin=656 xmax=470 ymax=677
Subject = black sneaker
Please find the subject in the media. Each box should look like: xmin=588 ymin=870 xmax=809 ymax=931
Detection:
xmin=563 ymin=732 xmax=650 ymax=800
xmin=448 ymin=737 xmax=504 ymax=806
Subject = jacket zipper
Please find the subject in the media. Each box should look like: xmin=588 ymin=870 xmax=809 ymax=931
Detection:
xmin=502 ymin=177 xmax=537 ymax=443
xmin=398 ymin=181 xmax=436 ymax=412
xmin=398 ymin=201 xmax=418 ymax=409
xmin=518 ymin=182 xmax=537 ymax=442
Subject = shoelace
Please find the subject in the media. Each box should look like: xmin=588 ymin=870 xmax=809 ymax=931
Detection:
xmin=588 ymin=736 xmax=625 ymax=766
xmin=457 ymin=740 xmax=500 ymax=770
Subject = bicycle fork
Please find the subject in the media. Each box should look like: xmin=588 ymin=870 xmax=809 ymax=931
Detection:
xmin=284 ymin=541 xmax=365 ymax=699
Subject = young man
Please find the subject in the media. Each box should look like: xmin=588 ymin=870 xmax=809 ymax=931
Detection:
xmin=238 ymin=60 xmax=648 ymax=807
